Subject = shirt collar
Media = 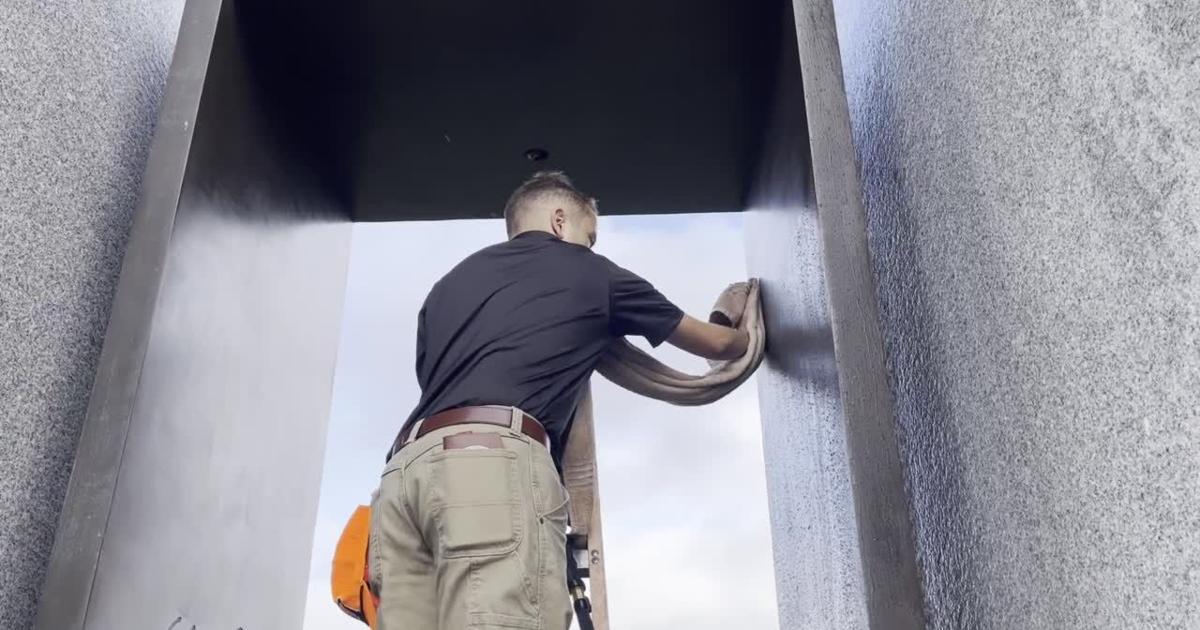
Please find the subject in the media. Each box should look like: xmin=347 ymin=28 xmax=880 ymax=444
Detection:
xmin=512 ymin=230 xmax=559 ymax=242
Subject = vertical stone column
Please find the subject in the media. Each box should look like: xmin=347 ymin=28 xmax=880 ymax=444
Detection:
xmin=0 ymin=3 xmax=185 ymax=628
xmin=833 ymin=1 xmax=1200 ymax=627
xmin=745 ymin=3 xmax=923 ymax=627
xmin=31 ymin=2 xmax=354 ymax=627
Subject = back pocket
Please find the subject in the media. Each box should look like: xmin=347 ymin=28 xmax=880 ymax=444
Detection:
xmin=430 ymin=448 xmax=522 ymax=558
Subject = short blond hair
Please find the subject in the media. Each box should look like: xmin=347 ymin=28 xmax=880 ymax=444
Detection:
xmin=503 ymin=171 xmax=596 ymax=236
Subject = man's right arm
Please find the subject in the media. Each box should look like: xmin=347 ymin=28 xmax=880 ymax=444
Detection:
xmin=666 ymin=315 xmax=749 ymax=361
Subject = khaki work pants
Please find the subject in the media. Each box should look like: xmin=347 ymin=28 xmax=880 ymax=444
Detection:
xmin=369 ymin=414 xmax=572 ymax=630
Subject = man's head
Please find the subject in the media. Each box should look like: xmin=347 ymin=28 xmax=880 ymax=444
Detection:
xmin=503 ymin=171 xmax=598 ymax=248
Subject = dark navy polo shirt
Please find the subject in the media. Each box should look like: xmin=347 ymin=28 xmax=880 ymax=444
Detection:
xmin=399 ymin=230 xmax=684 ymax=462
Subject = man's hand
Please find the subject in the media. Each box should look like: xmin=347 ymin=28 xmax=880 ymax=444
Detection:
xmin=667 ymin=315 xmax=750 ymax=361
xmin=708 ymin=282 xmax=751 ymax=329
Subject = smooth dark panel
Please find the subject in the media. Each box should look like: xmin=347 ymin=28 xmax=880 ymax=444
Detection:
xmin=233 ymin=0 xmax=783 ymax=220
xmin=41 ymin=2 xmax=353 ymax=628
xmin=833 ymin=0 xmax=1200 ymax=627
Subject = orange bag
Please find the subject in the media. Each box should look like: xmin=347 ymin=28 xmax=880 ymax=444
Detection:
xmin=331 ymin=505 xmax=379 ymax=628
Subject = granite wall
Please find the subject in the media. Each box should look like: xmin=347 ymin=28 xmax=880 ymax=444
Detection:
xmin=0 ymin=2 xmax=185 ymax=628
xmin=831 ymin=0 xmax=1200 ymax=627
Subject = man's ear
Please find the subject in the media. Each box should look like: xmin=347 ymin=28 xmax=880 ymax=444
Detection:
xmin=550 ymin=208 xmax=567 ymax=238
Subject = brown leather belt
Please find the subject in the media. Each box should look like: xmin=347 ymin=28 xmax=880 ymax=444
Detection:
xmin=390 ymin=406 xmax=548 ymax=458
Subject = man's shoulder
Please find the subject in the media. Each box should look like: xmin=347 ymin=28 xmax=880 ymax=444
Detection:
xmin=439 ymin=236 xmax=617 ymax=288
xmin=587 ymin=251 xmax=646 ymax=282
xmin=423 ymin=241 xmax=502 ymax=295
xmin=443 ymin=239 xmax=514 ymax=272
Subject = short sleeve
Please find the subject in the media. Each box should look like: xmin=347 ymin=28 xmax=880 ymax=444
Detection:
xmin=606 ymin=262 xmax=685 ymax=347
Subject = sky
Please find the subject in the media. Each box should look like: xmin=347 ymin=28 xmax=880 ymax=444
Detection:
xmin=302 ymin=213 xmax=778 ymax=630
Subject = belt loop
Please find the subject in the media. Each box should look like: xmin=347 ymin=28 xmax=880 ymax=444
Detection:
xmin=405 ymin=419 xmax=423 ymax=445
xmin=509 ymin=407 xmax=522 ymax=432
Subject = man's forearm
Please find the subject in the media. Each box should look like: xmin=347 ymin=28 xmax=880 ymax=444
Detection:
xmin=723 ymin=327 xmax=750 ymax=359
xmin=668 ymin=315 xmax=749 ymax=361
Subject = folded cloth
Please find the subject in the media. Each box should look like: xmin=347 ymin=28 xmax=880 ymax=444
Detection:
xmin=598 ymin=278 xmax=766 ymax=405
xmin=708 ymin=280 xmax=751 ymax=328
xmin=562 ymin=278 xmax=766 ymax=536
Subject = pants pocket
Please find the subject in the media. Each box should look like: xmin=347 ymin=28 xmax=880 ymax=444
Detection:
xmin=430 ymin=449 xmax=522 ymax=558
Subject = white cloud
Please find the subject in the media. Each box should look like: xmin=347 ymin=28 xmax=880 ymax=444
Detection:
xmin=304 ymin=214 xmax=777 ymax=630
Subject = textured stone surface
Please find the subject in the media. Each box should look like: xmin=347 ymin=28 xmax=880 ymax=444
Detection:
xmin=832 ymin=0 xmax=1200 ymax=627
xmin=0 ymin=2 xmax=184 ymax=627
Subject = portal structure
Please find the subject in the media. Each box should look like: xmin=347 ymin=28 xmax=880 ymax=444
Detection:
xmin=37 ymin=1 xmax=913 ymax=628
xmin=6 ymin=0 xmax=1197 ymax=629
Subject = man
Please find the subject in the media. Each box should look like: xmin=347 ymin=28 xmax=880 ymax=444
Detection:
xmin=369 ymin=171 xmax=749 ymax=630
